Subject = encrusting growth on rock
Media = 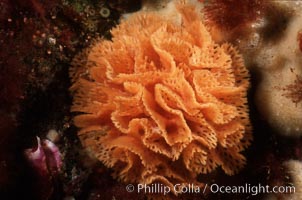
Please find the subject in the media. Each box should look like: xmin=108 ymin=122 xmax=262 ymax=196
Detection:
xmin=282 ymin=74 xmax=302 ymax=105
xmin=203 ymin=0 xmax=269 ymax=41
xmin=204 ymin=0 xmax=267 ymax=29
xmin=70 ymin=0 xmax=252 ymax=195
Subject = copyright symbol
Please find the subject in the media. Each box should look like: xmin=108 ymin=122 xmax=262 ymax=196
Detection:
xmin=126 ymin=184 xmax=135 ymax=192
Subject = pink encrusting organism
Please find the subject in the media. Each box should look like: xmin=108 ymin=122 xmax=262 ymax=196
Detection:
xmin=24 ymin=136 xmax=62 ymax=176
xmin=24 ymin=136 xmax=62 ymax=199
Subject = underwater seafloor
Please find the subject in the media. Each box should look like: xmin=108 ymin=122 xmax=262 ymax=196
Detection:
xmin=1 ymin=0 xmax=302 ymax=200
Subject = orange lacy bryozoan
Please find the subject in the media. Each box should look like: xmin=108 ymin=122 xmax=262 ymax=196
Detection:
xmin=70 ymin=1 xmax=252 ymax=192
